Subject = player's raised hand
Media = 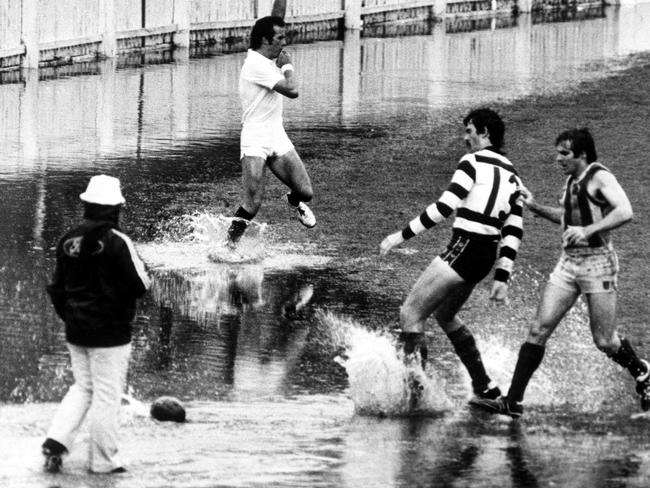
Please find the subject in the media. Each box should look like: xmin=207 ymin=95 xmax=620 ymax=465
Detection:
xmin=276 ymin=50 xmax=292 ymax=68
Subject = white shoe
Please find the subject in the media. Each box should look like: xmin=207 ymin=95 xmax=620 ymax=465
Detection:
xmin=287 ymin=195 xmax=316 ymax=228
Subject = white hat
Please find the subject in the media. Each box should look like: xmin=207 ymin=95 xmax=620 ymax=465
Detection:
xmin=79 ymin=175 xmax=126 ymax=205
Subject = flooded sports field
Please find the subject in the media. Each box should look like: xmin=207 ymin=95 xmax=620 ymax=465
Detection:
xmin=2 ymin=5 xmax=650 ymax=487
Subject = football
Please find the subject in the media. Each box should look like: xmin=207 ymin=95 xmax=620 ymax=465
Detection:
xmin=150 ymin=396 xmax=186 ymax=422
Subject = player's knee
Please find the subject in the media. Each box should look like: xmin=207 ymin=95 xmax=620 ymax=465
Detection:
xmin=244 ymin=190 xmax=263 ymax=211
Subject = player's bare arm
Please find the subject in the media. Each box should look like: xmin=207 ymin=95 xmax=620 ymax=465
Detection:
xmin=273 ymin=50 xmax=298 ymax=98
xmin=521 ymin=185 xmax=562 ymax=224
xmin=564 ymin=171 xmax=633 ymax=245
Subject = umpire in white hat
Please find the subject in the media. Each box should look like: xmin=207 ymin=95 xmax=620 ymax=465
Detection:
xmin=42 ymin=175 xmax=150 ymax=474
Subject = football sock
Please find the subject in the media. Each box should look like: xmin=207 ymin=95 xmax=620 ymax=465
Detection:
xmin=447 ymin=326 xmax=491 ymax=392
xmin=608 ymin=337 xmax=648 ymax=379
xmin=227 ymin=206 xmax=255 ymax=244
xmin=507 ymin=342 xmax=545 ymax=403
xmin=42 ymin=438 xmax=67 ymax=456
xmin=287 ymin=192 xmax=302 ymax=207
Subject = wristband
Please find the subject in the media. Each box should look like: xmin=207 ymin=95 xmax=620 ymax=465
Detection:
xmin=281 ymin=64 xmax=294 ymax=74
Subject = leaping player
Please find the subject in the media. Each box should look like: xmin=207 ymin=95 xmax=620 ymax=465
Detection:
xmin=225 ymin=0 xmax=316 ymax=249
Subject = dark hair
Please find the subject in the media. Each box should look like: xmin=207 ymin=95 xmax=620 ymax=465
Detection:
xmin=555 ymin=128 xmax=597 ymax=163
xmin=463 ymin=108 xmax=505 ymax=151
xmin=83 ymin=202 xmax=120 ymax=223
xmin=250 ymin=16 xmax=285 ymax=50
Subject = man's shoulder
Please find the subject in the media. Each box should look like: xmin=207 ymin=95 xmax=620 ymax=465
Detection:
xmin=580 ymin=162 xmax=613 ymax=187
xmin=101 ymin=228 xmax=137 ymax=254
xmin=241 ymin=50 xmax=277 ymax=79
xmin=106 ymin=227 xmax=133 ymax=242
xmin=463 ymin=149 xmax=517 ymax=175
xmin=242 ymin=49 xmax=272 ymax=68
xmin=463 ymin=150 xmax=515 ymax=170
xmin=587 ymin=162 xmax=611 ymax=176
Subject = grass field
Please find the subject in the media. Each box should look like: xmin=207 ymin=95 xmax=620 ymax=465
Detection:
xmin=270 ymin=52 xmax=650 ymax=338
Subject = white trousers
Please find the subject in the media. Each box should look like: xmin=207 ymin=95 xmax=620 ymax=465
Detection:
xmin=46 ymin=342 xmax=131 ymax=473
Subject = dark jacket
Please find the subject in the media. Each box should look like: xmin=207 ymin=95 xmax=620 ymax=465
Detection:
xmin=47 ymin=219 xmax=151 ymax=347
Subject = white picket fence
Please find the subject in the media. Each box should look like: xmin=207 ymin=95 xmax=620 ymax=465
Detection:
xmin=0 ymin=0 xmax=535 ymax=69
xmin=0 ymin=0 xmax=355 ymax=63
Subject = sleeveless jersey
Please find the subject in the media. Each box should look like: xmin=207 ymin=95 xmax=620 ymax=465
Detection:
xmin=561 ymin=162 xmax=612 ymax=248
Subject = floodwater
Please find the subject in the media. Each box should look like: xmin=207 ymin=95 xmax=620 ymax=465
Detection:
xmin=2 ymin=5 xmax=650 ymax=487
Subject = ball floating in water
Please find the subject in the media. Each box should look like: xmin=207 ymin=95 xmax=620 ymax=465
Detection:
xmin=150 ymin=396 xmax=186 ymax=422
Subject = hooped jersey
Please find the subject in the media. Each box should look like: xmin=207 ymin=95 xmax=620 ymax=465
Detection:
xmin=400 ymin=148 xmax=524 ymax=283
xmin=561 ymin=162 xmax=612 ymax=248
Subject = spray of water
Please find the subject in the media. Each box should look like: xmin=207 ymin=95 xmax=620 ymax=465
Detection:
xmin=316 ymin=310 xmax=452 ymax=417
xmin=141 ymin=211 xmax=331 ymax=272
xmin=472 ymin=265 xmax=622 ymax=413
xmin=189 ymin=213 xmax=267 ymax=263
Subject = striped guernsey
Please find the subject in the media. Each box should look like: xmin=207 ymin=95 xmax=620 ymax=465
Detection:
xmin=561 ymin=162 xmax=612 ymax=248
xmin=400 ymin=148 xmax=524 ymax=282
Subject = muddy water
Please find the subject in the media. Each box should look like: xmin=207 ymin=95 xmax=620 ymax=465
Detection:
xmin=2 ymin=6 xmax=650 ymax=487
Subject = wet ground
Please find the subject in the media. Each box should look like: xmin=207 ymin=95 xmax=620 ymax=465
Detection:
xmin=2 ymin=6 xmax=650 ymax=487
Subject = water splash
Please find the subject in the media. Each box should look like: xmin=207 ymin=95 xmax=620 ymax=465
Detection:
xmin=194 ymin=213 xmax=267 ymax=263
xmin=139 ymin=211 xmax=331 ymax=272
xmin=477 ymin=336 xmax=562 ymax=407
xmin=317 ymin=311 xmax=452 ymax=417
xmin=473 ymin=264 xmax=624 ymax=413
xmin=121 ymin=389 xmax=151 ymax=421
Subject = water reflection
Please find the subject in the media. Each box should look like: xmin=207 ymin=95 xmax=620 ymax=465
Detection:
xmin=339 ymin=415 xmax=543 ymax=487
xmin=2 ymin=7 xmax=650 ymax=180
xmin=124 ymin=250 xmax=376 ymax=401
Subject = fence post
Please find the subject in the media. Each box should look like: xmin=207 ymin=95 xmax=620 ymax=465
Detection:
xmin=100 ymin=0 xmax=117 ymax=58
xmin=174 ymin=0 xmax=191 ymax=48
xmin=21 ymin=69 xmax=39 ymax=158
xmin=341 ymin=28 xmax=361 ymax=123
xmin=98 ymin=59 xmax=117 ymax=154
xmin=517 ymin=0 xmax=533 ymax=12
xmin=21 ymin=0 xmax=39 ymax=69
xmin=344 ymin=0 xmax=362 ymax=30
xmin=433 ymin=0 xmax=446 ymax=17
